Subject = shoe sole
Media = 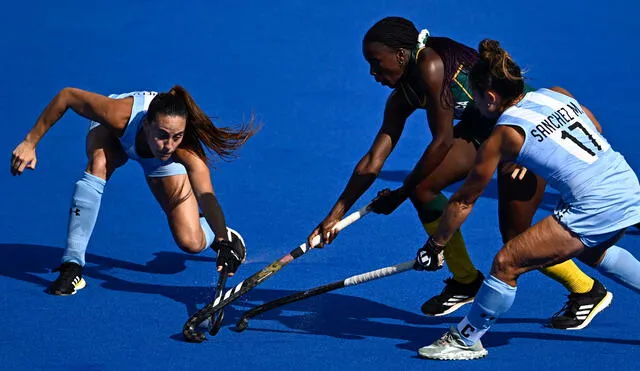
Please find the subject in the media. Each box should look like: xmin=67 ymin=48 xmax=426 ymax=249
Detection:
xmin=418 ymin=349 xmax=488 ymax=360
xmin=560 ymin=291 xmax=613 ymax=330
xmin=424 ymin=298 xmax=474 ymax=317
xmin=51 ymin=278 xmax=87 ymax=296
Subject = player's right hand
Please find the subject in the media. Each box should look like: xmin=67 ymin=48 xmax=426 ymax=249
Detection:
xmin=308 ymin=216 xmax=340 ymax=248
xmin=11 ymin=141 xmax=37 ymax=176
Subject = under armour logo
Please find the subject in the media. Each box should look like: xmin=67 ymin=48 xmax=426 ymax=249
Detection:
xmin=70 ymin=208 xmax=80 ymax=216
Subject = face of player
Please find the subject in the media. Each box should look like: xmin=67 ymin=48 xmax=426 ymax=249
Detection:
xmin=144 ymin=114 xmax=187 ymax=161
xmin=363 ymin=41 xmax=407 ymax=88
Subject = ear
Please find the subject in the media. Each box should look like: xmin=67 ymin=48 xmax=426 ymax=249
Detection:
xmin=487 ymin=90 xmax=498 ymax=105
xmin=396 ymin=48 xmax=407 ymax=66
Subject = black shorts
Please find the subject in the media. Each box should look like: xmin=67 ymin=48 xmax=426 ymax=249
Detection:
xmin=453 ymin=104 xmax=497 ymax=149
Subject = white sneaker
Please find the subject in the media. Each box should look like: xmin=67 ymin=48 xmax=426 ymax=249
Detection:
xmin=418 ymin=327 xmax=488 ymax=360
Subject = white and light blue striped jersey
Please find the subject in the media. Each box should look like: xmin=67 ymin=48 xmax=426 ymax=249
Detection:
xmin=89 ymin=91 xmax=187 ymax=177
xmin=496 ymin=88 xmax=640 ymax=238
xmin=497 ymin=88 xmax=618 ymax=201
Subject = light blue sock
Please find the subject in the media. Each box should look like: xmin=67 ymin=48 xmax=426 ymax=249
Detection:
xmin=597 ymin=245 xmax=640 ymax=294
xmin=457 ymin=274 xmax=517 ymax=345
xmin=62 ymin=172 xmax=106 ymax=266
xmin=200 ymin=217 xmax=215 ymax=248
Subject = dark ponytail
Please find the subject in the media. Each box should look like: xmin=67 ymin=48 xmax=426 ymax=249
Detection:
xmin=469 ymin=39 xmax=524 ymax=102
xmin=148 ymin=85 xmax=258 ymax=164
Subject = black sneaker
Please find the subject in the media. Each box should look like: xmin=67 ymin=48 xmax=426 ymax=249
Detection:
xmin=421 ymin=271 xmax=485 ymax=316
xmin=549 ymin=279 xmax=613 ymax=330
xmin=49 ymin=262 xmax=86 ymax=296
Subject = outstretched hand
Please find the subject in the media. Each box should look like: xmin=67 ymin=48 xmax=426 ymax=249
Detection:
xmin=11 ymin=140 xmax=37 ymax=176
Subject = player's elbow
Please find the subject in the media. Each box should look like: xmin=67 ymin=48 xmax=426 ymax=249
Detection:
xmin=357 ymin=154 xmax=384 ymax=176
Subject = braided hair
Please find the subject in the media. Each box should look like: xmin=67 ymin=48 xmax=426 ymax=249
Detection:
xmin=363 ymin=17 xmax=479 ymax=107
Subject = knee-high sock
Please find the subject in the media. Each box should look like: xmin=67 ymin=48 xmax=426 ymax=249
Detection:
xmin=457 ymin=275 xmax=517 ymax=345
xmin=416 ymin=193 xmax=478 ymax=284
xmin=596 ymin=245 xmax=640 ymax=294
xmin=62 ymin=172 xmax=106 ymax=266
xmin=539 ymin=260 xmax=595 ymax=294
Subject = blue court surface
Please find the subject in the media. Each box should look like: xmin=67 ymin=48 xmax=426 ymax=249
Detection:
xmin=2 ymin=1 xmax=639 ymax=370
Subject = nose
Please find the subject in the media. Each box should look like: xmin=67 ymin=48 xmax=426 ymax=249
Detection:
xmin=162 ymin=139 xmax=176 ymax=153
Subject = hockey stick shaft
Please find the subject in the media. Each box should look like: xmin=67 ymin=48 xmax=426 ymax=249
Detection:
xmin=182 ymin=203 xmax=371 ymax=342
xmin=208 ymin=267 xmax=229 ymax=335
xmin=235 ymin=260 xmax=414 ymax=330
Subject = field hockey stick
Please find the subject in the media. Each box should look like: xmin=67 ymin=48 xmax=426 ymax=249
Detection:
xmin=182 ymin=203 xmax=372 ymax=343
xmin=233 ymin=259 xmax=414 ymax=332
xmin=207 ymin=266 xmax=229 ymax=336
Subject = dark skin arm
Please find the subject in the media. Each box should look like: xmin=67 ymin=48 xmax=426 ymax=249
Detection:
xmin=11 ymin=88 xmax=132 ymax=175
xmin=308 ymin=90 xmax=415 ymax=246
xmin=401 ymin=50 xmax=456 ymax=192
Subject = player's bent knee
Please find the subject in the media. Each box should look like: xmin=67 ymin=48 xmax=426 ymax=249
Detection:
xmin=86 ymin=152 xmax=110 ymax=180
xmin=175 ymin=233 xmax=206 ymax=254
xmin=490 ymin=249 xmax=520 ymax=282
xmin=410 ymin=185 xmax=439 ymax=205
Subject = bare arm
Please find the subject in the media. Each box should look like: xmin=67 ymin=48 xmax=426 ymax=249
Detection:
xmin=325 ymin=90 xmax=415 ymax=220
xmin=175 ymin=149 xmax=228 ymax=241
xmin=402 ymin=52 xmax=455 ymax=191
xmin=431 ymin=127 xmax=508 ymax=245
xmin=550 ymin=86 xmax=602 ymax=133
xmin=11 ymin=88 xmax=133 ymax=175
xmin=25 ymin=87 xmax=133 ymax=145
xmin=308 ymin=91 xmax=414 ymax=246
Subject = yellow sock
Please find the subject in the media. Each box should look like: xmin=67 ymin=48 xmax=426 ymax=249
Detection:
xmin=423 ymin=219 xmax=478 ymax=284
xmin=539 ymin=260 xmax=594 ymax=294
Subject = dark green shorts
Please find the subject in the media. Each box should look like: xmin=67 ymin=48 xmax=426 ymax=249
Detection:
xmin=453 ymin=103 xmax=496 ymax=149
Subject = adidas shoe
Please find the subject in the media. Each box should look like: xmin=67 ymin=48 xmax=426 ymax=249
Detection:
xmin=549 ymin=279 xmax=612 ymax=330
xmin=49 ymin=262 xmax=86 ymax=296
xmin=418 ymin=326 xmax=488 ymax=360
xmin=422 ymin=271 xmax=484 ymax=316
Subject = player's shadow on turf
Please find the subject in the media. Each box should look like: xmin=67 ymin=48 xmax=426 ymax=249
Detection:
xmin=223 ymin=290 xmax=640 ymax=351
xmin=378 ymin=170 xmax=560 ymax=212
xmin=0 ymin=243 xmax=212 ymax=293
xmin=5 ymin=244 xmax=640 ymax=350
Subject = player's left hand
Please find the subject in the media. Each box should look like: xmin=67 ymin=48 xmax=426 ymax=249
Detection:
xmin=371 ymin=187 xmax=409 ymax=215
xmin=501 ymin=161 xmax=528 ymax=180
xmin=214 ymin=230 xmax=245 ymax=276
xmin=414 ymin=237 xmax=445 ymax=271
